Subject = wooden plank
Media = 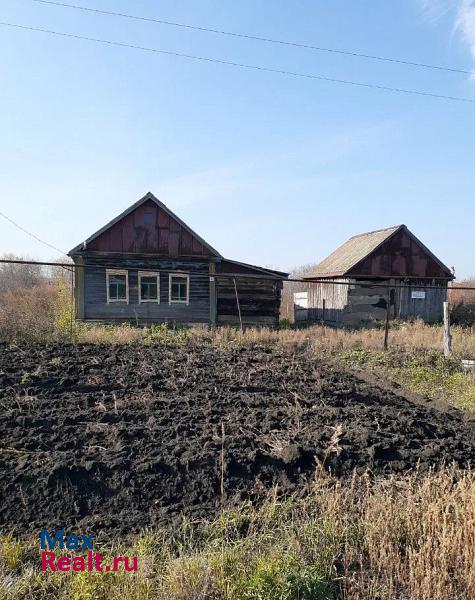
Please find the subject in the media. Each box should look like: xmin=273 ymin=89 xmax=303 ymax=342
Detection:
xmin=122 ymin=213 xmax=136 ymax=252
xmin=181 ymin=230 xmax=192 ymax=254
xmin=192 ymin=237 xmax=204 ymax=255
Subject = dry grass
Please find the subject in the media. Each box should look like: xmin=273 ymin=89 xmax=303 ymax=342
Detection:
xmin=201 ymin=320 xmax=475 ymax=358
xmin=0 ymin=279 xmax=472 ymax=358
xmin=1 ymin=468 xmax=474 ymax=600
xmin=0 ymin=283 xmax=64 ymax=343
xmin=76 ymin=323 xmax=144 ymax=344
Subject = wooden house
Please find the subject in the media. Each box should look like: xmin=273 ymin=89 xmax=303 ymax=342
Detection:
xmin=68 ymin=192 xmax=287 ymax=327
xmin=300 ymin=225 xmax=453 ymax=326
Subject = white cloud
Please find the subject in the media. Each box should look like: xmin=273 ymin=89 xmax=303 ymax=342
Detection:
xmin=455 ymin=0 xmax=475 ymax=62
xmin=419 ymin=0 xmax=456 ymax=23
xmin=419 ymin=1 xmax=475 ymax=67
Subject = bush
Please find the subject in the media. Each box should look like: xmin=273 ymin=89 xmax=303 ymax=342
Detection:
xmin=0 ymin=279 xmax=74 ymax=343
xmin=449 ymin=278 xmax=475 ymax=326
xmin=451 ymin=300 xmax=475 ymax=327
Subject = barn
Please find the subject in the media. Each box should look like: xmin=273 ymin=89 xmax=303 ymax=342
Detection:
xmin=299 ymin=224 xmax=453 ymax=326
xmin=69 ymin=192 xmax=287 ymax=327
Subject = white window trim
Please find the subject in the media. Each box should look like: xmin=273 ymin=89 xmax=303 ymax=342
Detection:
xmin=169 ymin=273 xmax=190 ymax=305
xmin=106 ymin=269 xmax=129 ymax=304
xmin=138 ymin=271 xmax=160 ymax=304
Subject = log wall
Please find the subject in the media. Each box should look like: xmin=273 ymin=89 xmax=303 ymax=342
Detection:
xmin=216 ymin=276 xmax=282 ymax=327
xmin=76 ymin=253 xmax=210 ymax=324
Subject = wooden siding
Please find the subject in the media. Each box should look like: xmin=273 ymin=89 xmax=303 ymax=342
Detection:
xmin=307 ymin=280 xmax=349 ymax=323
xmin=397 ymin=279 xmax=447 ymax=322
xmin=216 ymin=277 xmax=282 ymax=327
xmin=79 ymin=254 xmax=210 ymax=324
xmin=86 ymin=200 xmax=212 ymax=257
xmin=305 ymin=278 xmax=447 ymax=326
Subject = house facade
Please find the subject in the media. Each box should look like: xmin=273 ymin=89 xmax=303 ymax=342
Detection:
xmin=69 ymin=193 xmax=287 ymax=327
xmin=299 ymin=225 xmax=453 ymax=326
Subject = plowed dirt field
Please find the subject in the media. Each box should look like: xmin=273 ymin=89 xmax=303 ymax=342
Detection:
xmin=1 ymin=342 xmax=474 ymax=536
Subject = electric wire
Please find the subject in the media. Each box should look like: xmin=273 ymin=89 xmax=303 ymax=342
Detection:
xmin=30 ymin=0 xmax=475 ymax=77
xmin=0 ymin=259 xmax=473 ymax=290
xmin=1 ymin=21 xmax=475 ymax=104
xmin=0 ymin=210 xmax=67 ymax=256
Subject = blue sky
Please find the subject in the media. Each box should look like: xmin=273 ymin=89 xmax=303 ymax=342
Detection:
xmin=0 ymin=0 xmax=474 ymax=278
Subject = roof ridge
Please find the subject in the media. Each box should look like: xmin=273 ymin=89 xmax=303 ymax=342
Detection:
xmin=348 ymin=224 xmax=404 ymax=240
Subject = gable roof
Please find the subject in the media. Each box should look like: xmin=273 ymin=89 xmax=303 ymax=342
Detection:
xmin=68 ymin=192 xmax=222 ymax=257
xmin=305 ymin=225 xmax=401 ymax=278
xmin=304 ymin=224 xmax=452 ymax=279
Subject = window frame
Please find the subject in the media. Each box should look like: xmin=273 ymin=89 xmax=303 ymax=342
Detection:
xmin=138 ymin=271 xmax=160 ymax=304
xmin=169 ymin=273 xmax=190 ymax=305
xmin=106 ymin=269 xmax=129 ymax=304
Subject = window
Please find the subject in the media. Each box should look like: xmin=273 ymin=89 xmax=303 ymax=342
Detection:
xmin=144 ymin=211 xmax=153 ymax=225
xmin=169 ymin=274 xmax=189 ymax=304
xmin=138 ymin=271 xmax=160 ymax=303
xmin=106 ymin=270 xmax=128 ymax=303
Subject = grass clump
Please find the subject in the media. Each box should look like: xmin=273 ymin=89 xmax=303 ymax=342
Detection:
xmin=338 ymin=348 xmax=475 ymax=410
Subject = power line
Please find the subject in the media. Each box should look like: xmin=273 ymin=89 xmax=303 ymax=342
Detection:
xmin=0 ymin=210 xmax=67 ymax=256
xmin=30 ymin=0 xmax=475 ymax=77
xmin=2 ymin=21 xmax=475 ymax=104
xmin=1 ymin=259 xmax=473 ymax=290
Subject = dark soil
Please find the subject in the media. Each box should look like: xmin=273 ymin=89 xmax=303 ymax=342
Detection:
xmin=1 ymin=342 xmax=474 ymax=537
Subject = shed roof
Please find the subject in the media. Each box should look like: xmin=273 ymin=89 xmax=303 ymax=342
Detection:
xmin=304 ymin=224 xmax=453 ymax=279
xmin=218 ymin=258 xmax=288 ymax=279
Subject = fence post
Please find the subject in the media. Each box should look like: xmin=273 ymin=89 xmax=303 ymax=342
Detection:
xmin=443 ymin=301 xmax=452 ymax=357
xmin=383 ymin=287 xmax=390 ymax=350
xmin=233 ymin=278 xmax=243 ymax=333
xmin=70 ymin=266 xmax=74 ymax=342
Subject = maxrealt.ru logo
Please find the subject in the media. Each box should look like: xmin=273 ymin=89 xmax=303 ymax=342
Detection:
xmin=40 ymin=530 xmax=138 ymax=573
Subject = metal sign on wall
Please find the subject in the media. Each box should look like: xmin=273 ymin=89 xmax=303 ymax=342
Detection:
xmin=411 ymin=291 xmax=426 ymax=299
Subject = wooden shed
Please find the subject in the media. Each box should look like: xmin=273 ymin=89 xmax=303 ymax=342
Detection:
xmin=301 ymin=225 xmax=453 ymax=326
xmin=69 ymin=192 xmax=287 ymax=327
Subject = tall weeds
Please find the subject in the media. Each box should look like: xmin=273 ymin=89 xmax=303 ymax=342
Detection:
xmin=0 ymin=281 xmax=68 ymax=343
xmin=1 ymin=468 xmax=473 ymax=600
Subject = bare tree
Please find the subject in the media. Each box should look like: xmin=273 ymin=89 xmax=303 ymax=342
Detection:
xmin=0 ymin=253 xmax=45 ymax=298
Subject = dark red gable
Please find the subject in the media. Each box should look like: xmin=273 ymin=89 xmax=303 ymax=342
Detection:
xmin=86 ymin=199 xmax=211 ymax=256
xmin=348 ymin=227 xmax=451 ymax=279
